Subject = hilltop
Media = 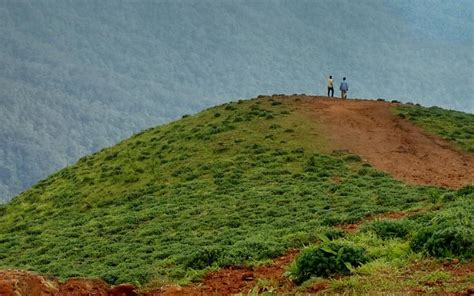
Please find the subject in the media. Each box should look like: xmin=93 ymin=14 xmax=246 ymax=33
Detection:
xmin=0 ymin=96 xmax=473 ymax=295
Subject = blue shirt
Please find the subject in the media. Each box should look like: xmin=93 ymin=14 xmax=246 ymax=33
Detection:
xmin=340 ymin=81 xmax=349 ymax=91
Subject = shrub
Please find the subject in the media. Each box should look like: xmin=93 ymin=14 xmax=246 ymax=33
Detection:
xmin=292 ymin=242 xmax=369 ymax=283
xmin=413 ymin=227 xmax=474 ymax=259
xmin=410 ymin=228 xmax=433 ymax=252
xmin=441 ymin=192 xmax=456 ymax=202
xmin=344 ymin=154 xmax=362 ymax=162
xmin=101 ymin=272 xmax=119 ymax=285
xmin=104 ymin=151 xmax=119 ymax=161
xmin=282 ymin=231 xmax=315 ymax=248
xmin=226 ymin=239 xmax=282 ymax=264
xmin=456 ymin=185 xmax=474 ymax=198
xmin=324 ymin=229 xmax=346 ymax=240
xmin=182 ymin=247 xmax=224 ymax=270
xmin=364 ymin=220 xmax=412 ymax=239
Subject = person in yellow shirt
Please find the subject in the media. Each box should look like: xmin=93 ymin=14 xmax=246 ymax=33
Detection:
xmin=327 ymin=75 xmax=334 ymax=97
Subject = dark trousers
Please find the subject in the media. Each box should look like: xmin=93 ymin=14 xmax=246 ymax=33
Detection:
xmin=328 ymin=87 xmax=334 ymax=97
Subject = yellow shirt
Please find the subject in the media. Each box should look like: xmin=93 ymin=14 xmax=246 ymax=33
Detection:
xmin=327 ymin=79 xmax=334 ymax=88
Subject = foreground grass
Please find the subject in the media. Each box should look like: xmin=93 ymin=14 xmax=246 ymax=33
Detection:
xmin=0 ymin=96 xmax=471 ymax=290
xmin=297 ymin=257 xmax=473 ymax=295
xmin=283 ymin=192 xmax=473 ymax=294
xmin=395 ymin=104 xmax=474 ymax=152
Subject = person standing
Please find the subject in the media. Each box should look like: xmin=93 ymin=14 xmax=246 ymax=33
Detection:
xmin=327 ymin=75 xmax=334 ymax=97
xmin=340 ymin=77 xmax=349 ymax=99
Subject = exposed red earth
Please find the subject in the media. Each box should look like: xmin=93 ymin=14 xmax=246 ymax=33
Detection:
xmin=144 ymin=250 xmax=298 ymax=296
xmin=300 ymin=97 xmax=474 ymax=188
xmin=0 ymin=251 xmax=298 ymax=296
xmin=2 ymin=97 xmax=473 ymax=295
xmin=0 ymin=270 xmax=138 ymax=296
xmin=305 ymin=97 xmax=474 ymax=236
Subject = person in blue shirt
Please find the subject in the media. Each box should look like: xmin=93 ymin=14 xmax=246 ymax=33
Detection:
xmin=340 ymin=77 xmax=349 ymax=99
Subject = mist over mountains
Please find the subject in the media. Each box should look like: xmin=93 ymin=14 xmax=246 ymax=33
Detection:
xmin=0 ymin=0 xmax=473 ymax=202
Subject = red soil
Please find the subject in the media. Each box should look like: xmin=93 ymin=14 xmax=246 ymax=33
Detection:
xmin=300 ymin=97 xmax=474 ymax=188
xmin=0 ymin=270 xmax=59 ymax=296
xmin=145 ymin=250 xmax=298 ymax=295
xmin=0 ymin=270 xmax=138 ymax=296
xmin=0 ymin=251 xmax=298 ymax=296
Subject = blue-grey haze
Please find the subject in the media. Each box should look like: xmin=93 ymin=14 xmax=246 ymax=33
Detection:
xmin=0 ymin=0 xmax=473 ymax=202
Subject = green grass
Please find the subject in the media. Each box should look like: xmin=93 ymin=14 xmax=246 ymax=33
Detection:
xmin=395 ymin=105 xmax=474 ymax=152
xmin=0 ymin=96 xmax=472 ymax=290
xmin=289 ymin=195 xmax=473 ymax=294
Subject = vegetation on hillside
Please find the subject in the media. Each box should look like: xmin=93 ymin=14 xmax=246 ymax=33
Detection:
xmin=395 ymin=105 xmax=474 ymax=152
xmin=1 ymin=97 xmax=472 ymax=294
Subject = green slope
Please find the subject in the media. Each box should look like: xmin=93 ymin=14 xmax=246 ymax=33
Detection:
xmin=0 ymin=96 xmax=472 ymax=289
xmin=395 ymin=105 xmax=474 ymax=152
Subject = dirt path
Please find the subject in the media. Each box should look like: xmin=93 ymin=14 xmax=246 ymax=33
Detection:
xmin=300 ymin=97 xmax=474 ymax=188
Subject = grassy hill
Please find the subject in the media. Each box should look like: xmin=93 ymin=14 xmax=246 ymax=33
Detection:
xmin=0 ymin=96 xmax=472 ymax=293
xmin=395 ymin=105 xmax=474 ymax=152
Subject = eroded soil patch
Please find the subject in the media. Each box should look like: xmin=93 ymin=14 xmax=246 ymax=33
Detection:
xmin=147 ymin=250 xmax=298 ymax=295
xmin=300 ymin=98 xmax=474 ymax=188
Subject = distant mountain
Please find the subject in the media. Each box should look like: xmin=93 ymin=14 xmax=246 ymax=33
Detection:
xmin=0 ymin=0 xmax=472 ymax=201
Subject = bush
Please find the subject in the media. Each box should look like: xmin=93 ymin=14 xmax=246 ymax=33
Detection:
xmin=441 ymin=192 xmax=456 ymax=202
xmin=293 ymin=242 xmax=369 ymax=283
xmin=365 ymin=220 xmax=412 ymax=239
xmin=344 ymin=154 xmax=362 ymax=162
xmin=182 ymin=247 xmax=224 ymax=270
xmin=410 ymin=228 xmax=434 ymax=253
xmin=412 ymin=227 xmax=474 ymax=259
xmin=224 ymin=239 xmax=282 ymax=265
xmin=456 ymin=185 xmax=474 ymax=198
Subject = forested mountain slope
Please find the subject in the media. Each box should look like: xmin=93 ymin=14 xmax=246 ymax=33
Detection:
xmin=1 ymin=0 xmax=472 ymax=201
